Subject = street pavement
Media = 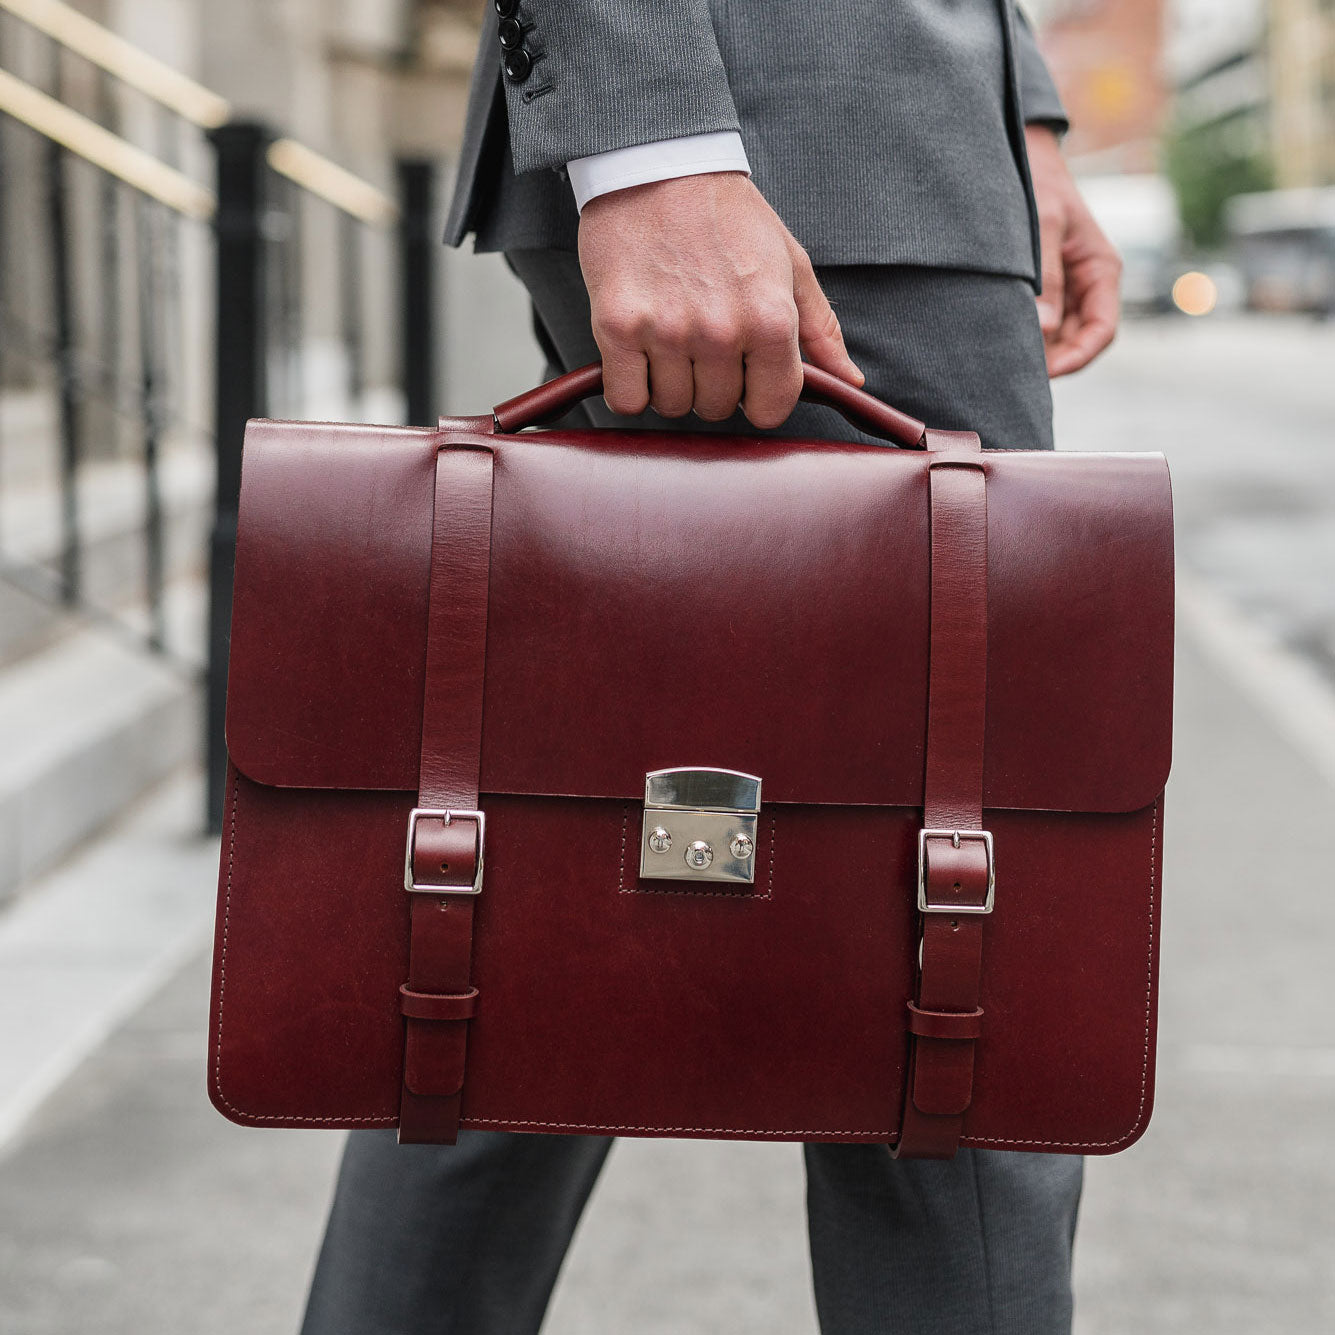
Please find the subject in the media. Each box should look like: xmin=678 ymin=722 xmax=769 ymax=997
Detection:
xmin=1 ymin=309 xmax=1334 ymax=1333
xmin=1051 ymin=311 xmax=1335 ymax=682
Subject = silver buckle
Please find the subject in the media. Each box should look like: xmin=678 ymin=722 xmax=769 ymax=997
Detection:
xmin=916 ymin=828 xmax=995 ymax=915
xmin=404 ymin=808 xmax=486 ymax=895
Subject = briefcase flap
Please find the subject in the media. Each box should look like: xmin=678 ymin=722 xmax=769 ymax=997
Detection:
xmin=224 ymin=420 xmax=1174 ymax=814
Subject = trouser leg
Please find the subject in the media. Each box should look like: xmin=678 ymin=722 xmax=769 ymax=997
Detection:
xmin=804 ymin=1145 xmax=1083 ymax=1335
xmin=299 ymin=1128 xmax=612 ymax=1335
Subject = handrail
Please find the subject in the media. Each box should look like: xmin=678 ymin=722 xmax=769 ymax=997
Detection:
xmin=267 ymin=138 xmax=399 ymax=226
xmin=0 ymin=0 xmax=229 ymax=128
xmin=0 ymin=67 xmax=216 ymax=218
xmin=0 ymin=0 xmax=399 ymax=225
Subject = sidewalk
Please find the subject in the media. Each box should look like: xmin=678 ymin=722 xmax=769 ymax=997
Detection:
xmin=0 ymin=597 xmax=1333 ymax=1334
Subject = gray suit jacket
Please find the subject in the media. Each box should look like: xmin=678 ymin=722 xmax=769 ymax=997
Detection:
xmin=444 ymin=1 xmax=1066 ymax=286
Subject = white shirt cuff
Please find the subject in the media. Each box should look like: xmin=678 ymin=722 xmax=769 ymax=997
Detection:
xmin=567 ymin=131 xmax=751 ymax=213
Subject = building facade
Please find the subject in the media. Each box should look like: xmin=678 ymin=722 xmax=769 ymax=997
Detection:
xmin=1029 ymin=0 xmax=1170 ymax=174
xmin=1269 ymin=0 xmax=1335 ymax=188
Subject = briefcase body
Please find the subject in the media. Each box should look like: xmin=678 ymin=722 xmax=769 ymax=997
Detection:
xmin=209 ymin=365 xmax=1172 ymax=1157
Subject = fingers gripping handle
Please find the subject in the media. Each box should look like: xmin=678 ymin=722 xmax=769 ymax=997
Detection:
xmin=492 ymin=362 xmax=936 ymax=449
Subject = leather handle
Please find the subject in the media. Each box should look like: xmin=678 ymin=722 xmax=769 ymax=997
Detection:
xmin=492 ymin=361 xmax=931 ymax=449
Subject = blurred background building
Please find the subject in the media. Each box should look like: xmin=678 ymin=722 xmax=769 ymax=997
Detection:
xmin=1029 ymin=0 xmax=1170 ymax=175
xmin=1029 ymin=0 xmax=1335 ymax=313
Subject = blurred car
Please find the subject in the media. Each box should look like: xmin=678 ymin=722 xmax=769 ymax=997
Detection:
xmin=1076 ymin=173 xmax=1184 ymax=314
xmin=1225 ymin=187 xmax=1335 ymax=317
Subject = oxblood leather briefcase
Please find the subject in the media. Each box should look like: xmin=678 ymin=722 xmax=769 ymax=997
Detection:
xmin=208 ymin=363 xmax=1173 ymax=1159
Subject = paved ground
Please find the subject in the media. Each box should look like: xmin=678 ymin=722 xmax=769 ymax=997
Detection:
xmin=2 ymin=308 xmax=1334 ymax=1333
xmin=1051 ymin=312 xmax=1335 ymax=680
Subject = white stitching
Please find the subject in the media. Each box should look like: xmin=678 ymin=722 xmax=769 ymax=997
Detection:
xmin=967 ymin=799 xmax=1159 ymax=1150
xmin=210 ymin=773 xmax=398 ymax=1126
xmin=461 ymin=1116 xmax=897 ymax=1137
xmin=619 ymin=802 xmax=628 ymax=881
xmin=209 ymin=775 xmax=237 ymax=1113
xmin=769 ymin=808 xmax=777 ymax=895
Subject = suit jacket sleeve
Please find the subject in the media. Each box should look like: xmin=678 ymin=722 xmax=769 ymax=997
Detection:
xmin=1014 ymin=8 xmax=1069 ymax=130
xmin=502 ymin=1 xmax=740 ymax=175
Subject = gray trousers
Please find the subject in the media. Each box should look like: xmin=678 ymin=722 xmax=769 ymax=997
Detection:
xmin=300 ymin=254 xmax=1078 ymax=1335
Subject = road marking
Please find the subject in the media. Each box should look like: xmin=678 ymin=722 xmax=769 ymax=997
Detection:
xmin=1175 ymin=1044 xmax=1335 ymax=1079
xmin=1177 ymin=567 xmax=1335 ymax=789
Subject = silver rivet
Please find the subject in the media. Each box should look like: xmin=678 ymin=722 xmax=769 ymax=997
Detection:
xmin=684 ymin=840 xmax=714 ymax=871
xmin=729 ymin=833 xmax=754 ymax=860
xmin=648 ymin=827 xmax=672 ymax=854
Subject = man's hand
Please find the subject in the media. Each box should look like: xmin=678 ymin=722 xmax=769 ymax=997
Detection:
xmin=577 ymin=173 xmax=863 ymax=428
xmin=1026 ymin=125 xmax=1122 ymax=378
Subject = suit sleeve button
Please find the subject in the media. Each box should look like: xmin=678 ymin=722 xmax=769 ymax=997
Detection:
xmin=498 ymin=18 xmax=524 ymax=50
xmin=495 ymin=0 xmax=520 ymax=17
xmin=503 ymin=47 xmax=533 ymax=82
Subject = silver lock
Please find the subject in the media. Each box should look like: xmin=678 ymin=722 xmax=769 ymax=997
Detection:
xmin=639 ymin=767 xmax=761 ymax=884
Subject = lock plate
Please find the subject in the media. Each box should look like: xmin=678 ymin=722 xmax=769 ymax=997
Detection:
xmin=639 ymin=767 xmax=762 ymax=884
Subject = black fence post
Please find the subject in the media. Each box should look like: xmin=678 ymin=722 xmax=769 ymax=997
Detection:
xmin=339 ymin=211 xmax=364 ymax=415
xmin=99 ymin=74 xmax=121 ymax=410
xmin=47 ymin=135 xmax=80 ymax=605
xmin=206 ymin=121 xmax=272 ymax=833
xmin=397 ymin=159 xmax=436 ymax=425
xmin=137 ymin=196 xmax=166 ymax=653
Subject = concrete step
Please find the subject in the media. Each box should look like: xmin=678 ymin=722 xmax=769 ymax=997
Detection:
xmin=0 ymin=381 xmax=201 ymax=489
xmin=0 ymin=575 xmax=205 ymax=906
xmin=0 ymin=438 xmax=211 ymax=667
xmin=0 ymin=388 xmax=59 ymax=490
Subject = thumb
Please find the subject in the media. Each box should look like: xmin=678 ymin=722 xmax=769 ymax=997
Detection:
xmin=1036 ymin=207 xmax=1066 ymax=336
xmin=790 ymin=249 xmax=864 ymax=386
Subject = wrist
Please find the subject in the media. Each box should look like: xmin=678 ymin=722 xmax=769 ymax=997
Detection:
xmin=1025 ymin=123 xmax=1063 ymax=158
xmin=579 ymin=170 xmax=756 ymax=228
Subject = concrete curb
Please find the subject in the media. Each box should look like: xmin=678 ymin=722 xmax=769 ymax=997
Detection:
xmin=0 ymin=582 xmax=204 ymax=904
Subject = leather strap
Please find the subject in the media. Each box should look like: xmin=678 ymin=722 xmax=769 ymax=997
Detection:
xmin=398 ymin=445 xmax=495 ymax=1144
xmin=895 ymin=431 xmax=990 ymax=1159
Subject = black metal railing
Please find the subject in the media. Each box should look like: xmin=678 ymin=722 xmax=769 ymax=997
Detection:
xmin=0 ymin=0 xmax=442 ymax=833
xmin=0 ymin=58 xmax=214 ymax=659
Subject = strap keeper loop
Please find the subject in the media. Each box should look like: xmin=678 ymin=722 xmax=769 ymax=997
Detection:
xmin=399 ymin=983 xmax=480 ymax=1022
xmin=907 ymin=1001 xmax=984 ymax=1041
